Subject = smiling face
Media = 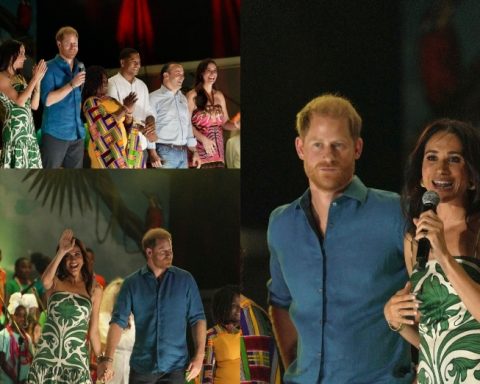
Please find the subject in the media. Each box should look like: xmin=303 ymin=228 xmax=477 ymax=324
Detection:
xmin=121 ymin=53 xmax=141 ymax=78
xmin=295 ymin=114 xmax=363 ymax=196
xmin=202 ymin=62 xmax=218 ymax=85
xmin=163 ymin=64 xmax=184 ymax=91
xmin=421 ymin=131 xmax=470 ymax=205
xmin=64 ymin=245 xmax=84 ymax=277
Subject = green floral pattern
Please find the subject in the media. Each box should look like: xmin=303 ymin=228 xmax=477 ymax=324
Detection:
xmin=411 ymin=257 xmax=480 ymax=383
xmin=0 ymin=78 xmax=42 ymax=168
xmin=27 ymin=292 xmax=92 ymax=383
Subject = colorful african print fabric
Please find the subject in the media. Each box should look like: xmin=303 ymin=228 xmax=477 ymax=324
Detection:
xmin=0 ymin=76 xmax=42 ymax=168
xmin=411 ymin=257 xmax=480 ymax=384
xmin=83 ymin=96 xmax=144 ymax=168
xmin=27 ymin=292 xmax=93 ymax=384
xmin=240 ymin=296 xmax=281 ymax=384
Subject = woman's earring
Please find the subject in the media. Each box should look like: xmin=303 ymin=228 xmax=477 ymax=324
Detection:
xmin=469 ymin=182 xmax=476 ymax=190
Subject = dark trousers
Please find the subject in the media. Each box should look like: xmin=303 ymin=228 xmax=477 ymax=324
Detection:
xmin=41 ymin=133 xmax=84 ymax=168
xmin=128 ymin=368 xmax=184 ymax=384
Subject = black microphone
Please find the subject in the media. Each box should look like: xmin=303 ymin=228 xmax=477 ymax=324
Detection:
xmin=78 ymin=61 xmax=85 ymax=92
xmin=416 ymin=190 xmax=440 ymax=270
xmin=20 ymin=278 xmax=38 ymax=295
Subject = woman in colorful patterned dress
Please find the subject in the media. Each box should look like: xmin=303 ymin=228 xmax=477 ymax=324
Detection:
xmin=82 ymin=66 xmax=147 ymax=168
xmin=384 ymin=119 xmax=480 ymax=383
xmin=187 ymin=59 xmax=240 ymax=168
xmin=27 ymin=229 xmax=103 ymax=384
xmin=0 ymin=39 xmax=46 ymax=168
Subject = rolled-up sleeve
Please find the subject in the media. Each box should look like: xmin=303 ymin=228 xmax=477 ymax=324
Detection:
xmin=186 ymin=274 xmax=206 ymax=326
xmin=111 ymin=280 xmax=132 ymax=329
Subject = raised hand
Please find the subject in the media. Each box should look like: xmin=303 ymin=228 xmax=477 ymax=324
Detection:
xmin=32 ymin=59 xmax=47 ymax=84
xmin=58 ymin=229 xmax=76 ymax=255
xmin=123 ymin=92 xmax=137 ymax=111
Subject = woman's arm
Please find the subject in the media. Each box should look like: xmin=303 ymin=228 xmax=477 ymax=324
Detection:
xmin=217 ymin=91 xmax=238 ymax=131
xmin=42 ymin=229 xmax=75 ymax=291
xmin=0 ymin=60 xmax=47 ymax=108
xmin=89 ymin=282 xmax=103 ymax=357
xmin=383 ymin=236 xmax=421 ymax=348
xmin=416 ymin=210 xmax=480 ymax=321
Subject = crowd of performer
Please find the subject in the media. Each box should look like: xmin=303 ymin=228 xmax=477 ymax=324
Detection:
xmin=0 ymin=26 xmax=241 ymax=170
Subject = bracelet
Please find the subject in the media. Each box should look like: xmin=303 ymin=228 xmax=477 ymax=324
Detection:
xmin=97 ymin=354 xmax=114 ymax=363
xmin=387 ymin=321 xmax=404 ymax=332
xmin=69 ymin=82 xmax=75 ymax=90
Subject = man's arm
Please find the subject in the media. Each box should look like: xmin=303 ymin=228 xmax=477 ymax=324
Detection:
xmin=269 ymin=305 xmax=297 ymax=369
xmin=97 ymin=322 xmax=123 ymax=382
xmin=45 ymin=71 xmax=85 ymax=107
xmin=186 ymin=319 xmax=207 ymax=382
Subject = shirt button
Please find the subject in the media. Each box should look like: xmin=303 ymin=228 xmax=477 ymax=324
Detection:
xmin=332 ymin=202 xmax=337 ymax=206
xmin=318 ymin=288 xmax=323 ymax=293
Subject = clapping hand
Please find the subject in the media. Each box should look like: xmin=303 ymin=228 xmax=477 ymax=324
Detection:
xmin=123 ymin=92 xmax=138 ymax=111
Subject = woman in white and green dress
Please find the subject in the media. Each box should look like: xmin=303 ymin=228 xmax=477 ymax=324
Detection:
xmin=0 ymin=39 xmax=46 ymax=168
xmin=27 ymin=229 xmax=102 ymax=384
xmin=384 ymin=119 xmax=480 ymax=383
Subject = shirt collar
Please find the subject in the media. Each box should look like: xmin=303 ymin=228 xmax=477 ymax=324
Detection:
xmin=140 ymin=264 xmax=172 ymax=276
xmin=298 ymin=175 xmax=367 ymax=210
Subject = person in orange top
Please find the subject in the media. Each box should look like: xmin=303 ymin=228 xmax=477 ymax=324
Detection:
xmin=200 ymin=285 xmax=240 ymax=384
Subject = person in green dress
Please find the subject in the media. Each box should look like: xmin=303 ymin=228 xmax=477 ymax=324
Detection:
xmin=384 ymin=119 xmax=480 ymax=383
xmin=0 ymin=39 xmax=47 ymax=168
xmin=27 ymin=229 xmax=103 ymax=384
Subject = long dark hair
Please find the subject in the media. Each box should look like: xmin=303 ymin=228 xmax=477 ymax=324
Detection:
xmin=211 ymin=285 xmax=240 ymax=326
xmin=0 ymin=39 xmax=23 ymax=73
xmin=403 ymin=118 xmax=480 ymax=235
xmin=82 ymin=65 xmax=106 ymax=106
xmin=194 ymin=58 xmax=218 ymax=110
xmin=56 ymin=237 xmax=94 ymax=296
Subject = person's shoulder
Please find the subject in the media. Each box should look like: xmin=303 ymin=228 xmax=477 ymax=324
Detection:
xmin=169 ymin=266 xmax=193 ymax=278
xmin=366 ymin=187 xmax=401 ymax=205
xmin=269 ymin=197 xmax=302 ymax=222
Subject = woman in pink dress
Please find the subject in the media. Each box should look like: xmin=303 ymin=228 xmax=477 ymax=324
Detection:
xmin=187 ymin=59 xmax=239 ymax=168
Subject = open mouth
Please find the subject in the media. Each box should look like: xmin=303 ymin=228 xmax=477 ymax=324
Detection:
xmin=432 ymin=180 xmax=453 ymax=190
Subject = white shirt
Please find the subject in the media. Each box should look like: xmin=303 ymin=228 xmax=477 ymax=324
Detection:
xmin=108 ymin=73 xmax=154 ymax=150
xmin=148 ymin=85 xmax=197 ymax=149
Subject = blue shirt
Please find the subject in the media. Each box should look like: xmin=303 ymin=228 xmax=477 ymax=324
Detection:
xmin=148 ymin=85 xmax=197 ymax=149
xmin=40 ymin=55 xmax=85 ymax=140
xmin=111 ymin=265 xmax=205 ymax=374
xmin=267 ymin=176 xmax=413 ymax=384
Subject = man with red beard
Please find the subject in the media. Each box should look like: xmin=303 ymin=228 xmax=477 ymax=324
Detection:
xmin=267 ymin=94 xmax=413 ymax=383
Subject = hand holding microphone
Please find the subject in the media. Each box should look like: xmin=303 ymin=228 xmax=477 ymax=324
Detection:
xmin=71 ymin=61 xmax=85 ymax=90
xmin=415 ymin=190 xmax=441 ymax=269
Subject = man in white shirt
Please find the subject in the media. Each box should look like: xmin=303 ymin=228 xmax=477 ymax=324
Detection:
xmin=149 ymin=63 xmax=200 ymax=168
xmin=108 ymin=48 xmax=159 ymax=167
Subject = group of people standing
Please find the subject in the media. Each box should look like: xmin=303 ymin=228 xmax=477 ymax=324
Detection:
xmin=0 ymin=26 xmax=240 ymax=169
xmin=267 ymin=94 xmax=480 ymax=383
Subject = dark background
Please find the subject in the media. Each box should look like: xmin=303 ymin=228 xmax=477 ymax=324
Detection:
xmin=242 ymin=1 xmax=403 ymax=227
xmin=241 ymin=1 xmax=404 ymax=306
xmin=36 ymin=0 xmax=240 ymax=68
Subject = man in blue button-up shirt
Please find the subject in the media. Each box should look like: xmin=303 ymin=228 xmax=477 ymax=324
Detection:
xmin=267 ymin=94 xmax=413 ymax=383
xmin=98 ymin=228 xmax=206 ymax=384
xmin=40 ymin=26 xmax=86 ymax=168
